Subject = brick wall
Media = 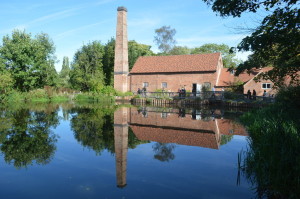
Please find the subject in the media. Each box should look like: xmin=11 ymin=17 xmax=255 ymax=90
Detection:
xmin=244 ymin=79 xmax=276 ymax=96
xmin=129 ymin=72 xmax=218 ymax=92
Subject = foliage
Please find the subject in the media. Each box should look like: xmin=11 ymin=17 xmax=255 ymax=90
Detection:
xmin=0 ymin=71 xmax=14 ymax=94
xmin=274 ymin=85 xmax=300 ymax=108
xmin=154 ymin=25 xmax=177 ymax=54
xmin=239 ymin=86 xmax=300 ymax=198
xmin=59 ymin=56 xmax=70 ymax=88
xmin=102 ymin=38 xmax=154 ymax=86
xmin=220 ymin=134 xmax=233 ymax=145
xmin=69 ymin=41 xmax=105 ymax=92
xmin=102 ymin=38 xmax=115 ymax=86
xmin=128 ymin=40 xmax=154 ymax=70
xmin=152 ymin=143 xmax=176 ymax=162
xmin=0 ymin=108 xmax=59 ymax=168
xmin=0 ymin=30 xmax=58 ymax=91
xmin=191 ymin=43 xmax=240 ymax=68
xmin=168 ymin=46 xmax=191 ymax=55
xmin=203 ymin=0 xmax=300 ymax=86
xmin=70 ymin=106 xmax=146 ymax=155
xmin=1 ymin=90 xmax=25 ymax=103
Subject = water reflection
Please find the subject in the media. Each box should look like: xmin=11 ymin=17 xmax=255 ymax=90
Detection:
xmin=0 ymin=103 xmax=249 ymax=194
xmin=0 ymin=106 xmax=59 ymax=168
xmin=113 ymin=106 xmax=248 ymax=188
xmin=129 ymin=107 xmax=247 ymax=150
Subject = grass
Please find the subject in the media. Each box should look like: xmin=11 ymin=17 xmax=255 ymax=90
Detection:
xmin=238 ymin=86 xmax=300 ymax=199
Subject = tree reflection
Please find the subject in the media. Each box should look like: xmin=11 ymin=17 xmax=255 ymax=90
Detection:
xmin=70 ymin=106 xmax=147 ymax=155
xmin=71 ymin=107 xmax=115 ymax=155
xmin=152 ymin=143 xmax=176 ymax=162
xmin=0 ymin=108 xmax=59 ymax=168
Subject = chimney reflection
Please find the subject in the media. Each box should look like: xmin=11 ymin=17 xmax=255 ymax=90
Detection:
xmin=114 ymin=107 xmax=129 ymax=188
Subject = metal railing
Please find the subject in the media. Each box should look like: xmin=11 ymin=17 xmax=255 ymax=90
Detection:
xmin=133 ymin=91 xmax=275 ymax=103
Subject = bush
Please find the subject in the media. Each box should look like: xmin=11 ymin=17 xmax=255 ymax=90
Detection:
xmin=275 ymin=85 xmax=300 ymax=108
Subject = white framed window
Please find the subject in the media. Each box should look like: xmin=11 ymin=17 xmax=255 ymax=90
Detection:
xmin=161 ymin=82 xmax=167 ymax=88
xmin=262 ymin=83 xmax=271 ymax=89
xmin=230 ymin=70 xmax=235 ymax=75
xmin=143 ymin=82 xmax=149 ymax=88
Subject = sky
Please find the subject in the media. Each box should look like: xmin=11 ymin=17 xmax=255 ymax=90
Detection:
xmin=0 ymin=0 xmax=260 ymax=72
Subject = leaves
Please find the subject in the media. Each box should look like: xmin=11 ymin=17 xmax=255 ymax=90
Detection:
xmin=154 ymin=26 xmax=177 ymax=54
xmin=203 ymin=0 xmax=300 ymax=86
xmin=0 ymin=30 xmax=58 ymax=91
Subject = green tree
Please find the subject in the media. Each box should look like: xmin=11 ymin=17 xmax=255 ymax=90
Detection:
xmin=128 ymin=40 xmax=154 ymax=70
xmin=0 ymin=71 xmax=14 ymax=94
xmin=191 ymin=43 xmax=240 ymax=68
xmin=154 ymin=26 xmax=177 ymax=54
xmin=202 ymin=0 xmax=300 ymax=86
xmin=103 ymin=38 xmax=115 ymax=86
xmin=102 ymin=39 xmax=154 ymax=85
xmin=59 ymin=56 xmax=70 ymax=87
xmin=70 ymin=41 xmax=105 ymax=92
xmin=0 ymin=30 xmax=58 ymax=91
xmin=168 ymin=46 xmax=191 ymax=55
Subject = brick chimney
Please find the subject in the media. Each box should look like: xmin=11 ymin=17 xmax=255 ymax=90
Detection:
xmin=114 ymin=6 xmax=129 ymax=92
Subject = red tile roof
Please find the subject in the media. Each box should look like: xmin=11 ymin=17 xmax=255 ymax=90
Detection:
xmin=217 ymin=67 xmax=273 ymax=87
xmin=130 ymin=53 xmax=221 ymax=74
xmin=130 ymin=125 xmax=219 ymax=149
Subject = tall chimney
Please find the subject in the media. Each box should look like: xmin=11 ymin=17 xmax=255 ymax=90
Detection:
xmin=114 ymin=6 xmax=129 ymax=92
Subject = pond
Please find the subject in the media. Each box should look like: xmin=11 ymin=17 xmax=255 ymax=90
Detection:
xmin=0 ymin=103 xmax=255 ymax=199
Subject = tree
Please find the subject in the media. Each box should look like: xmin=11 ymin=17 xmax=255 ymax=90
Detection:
xmin=168 ymin=46 xmax=191 ymax=55
xmin=103 ymin=38 xmax=115 ymax=86
xmin=70 ymin=41 xmax=105 ymax=92
xmin=202 ymin=0 xmax=300 ymax=86
xmin=0 ymin=30 xmax=58 ymax=91
xmin=154 ymin=26 xmax=177 ymax=54
xmin=191 ymin=43 xmax=240 ymax=68
xmin=59 ymin=56 xmax=70 ymax=87
xmin=128 ymin=40 xmax=154 ymax=70
xmin=102 ymin=39 xmax=154 ymax=86
xmin=0 ymin=72 xmax=14 ymax=94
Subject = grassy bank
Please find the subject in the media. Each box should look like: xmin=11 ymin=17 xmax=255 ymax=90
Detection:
xmin=0 ymin=88 xmax=120 ymax=104
xmin=239 ymin=86 xmax=300 ymax=199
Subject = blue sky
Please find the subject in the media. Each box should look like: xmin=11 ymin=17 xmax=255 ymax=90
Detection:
xmin=0 ymin=0 xmax=258 ymax=71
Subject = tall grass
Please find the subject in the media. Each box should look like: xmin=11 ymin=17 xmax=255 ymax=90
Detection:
xmin=239 ymin=86 xmax=300 ymax=199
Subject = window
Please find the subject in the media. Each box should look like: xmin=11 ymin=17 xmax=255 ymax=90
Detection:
xmin=262 ymin=83 xmax=271 ymax=89
xmin=143 ymin=82 xmax=149 ymax=88
xmin=161 ymin=82 xmax=167 ymax=88
xmin=230 ymin=70 xmax=235 ymax=75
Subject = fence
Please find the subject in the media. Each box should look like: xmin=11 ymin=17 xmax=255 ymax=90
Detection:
xmin=133 ymin=91 xmax=275 ymax=103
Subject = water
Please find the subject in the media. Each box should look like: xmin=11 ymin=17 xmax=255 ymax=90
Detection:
xmin=0 ymin=103 xmax=254 ymax=199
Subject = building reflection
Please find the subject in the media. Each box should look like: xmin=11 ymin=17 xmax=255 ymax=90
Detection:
xmin=113 ymin=106 xmax=248 ymax=187
xmin=114 ymin=107 xmax=128 ymax=188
